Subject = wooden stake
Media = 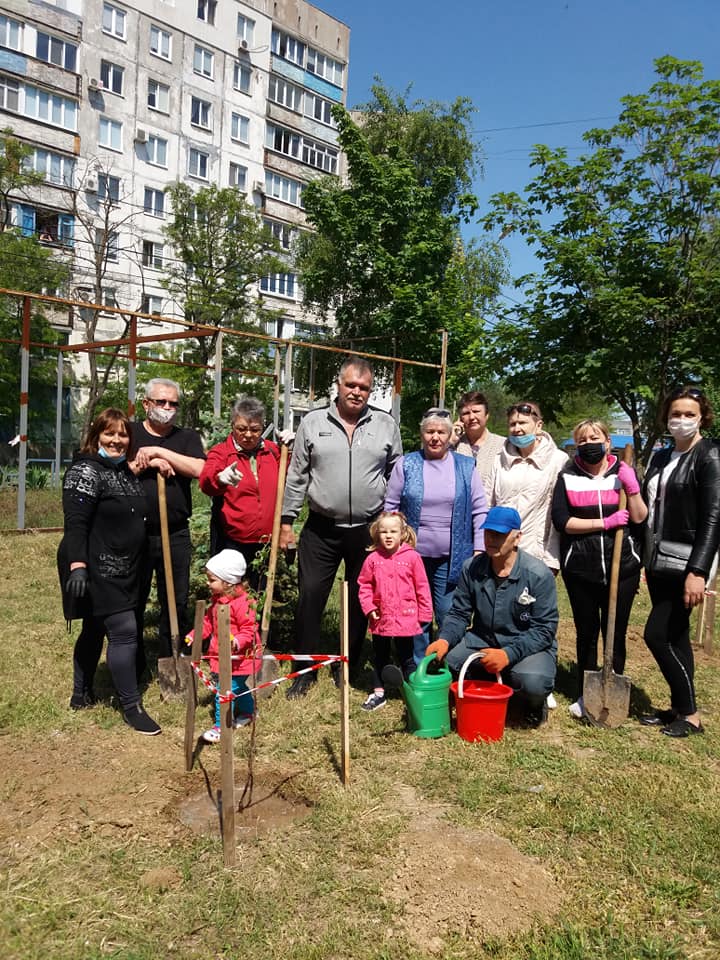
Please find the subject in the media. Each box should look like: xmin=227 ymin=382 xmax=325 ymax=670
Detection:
xmin=703 ymin=573 xmax=717 ymax=654
xmin=339 ymin=581 xmax=351 ymax=786
xmin=184 ymin=600 xmax=206 ymax=772
xmin=217 ymin=604 xmax=236 ymax=867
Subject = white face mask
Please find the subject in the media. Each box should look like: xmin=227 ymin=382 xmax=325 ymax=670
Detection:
xmin=667 ymin=417 xmax=700 ymax=440
xmin=147 ymin=404 xmax=177 ymax=427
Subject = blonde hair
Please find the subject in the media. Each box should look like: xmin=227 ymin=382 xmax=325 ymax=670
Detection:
xmin=368 ymin=511 xmax=417 ymax=551
xmin=573 ymin=418 xmax=611 ymax=445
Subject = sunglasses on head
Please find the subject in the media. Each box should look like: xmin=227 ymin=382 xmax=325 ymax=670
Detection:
xmin=506 ymin=403 xmax=538 ymax=417
xmin=423 ymin=407 xmax=452 ymax=419
xmin=669 ymin=387 xmax=704 ymax=401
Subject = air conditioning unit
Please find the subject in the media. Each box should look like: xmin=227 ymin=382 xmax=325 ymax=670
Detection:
xmin=253 ymin=180 xmax=265 ymax=193
xmin=88 ymin=77 xmax=104 ymax=91
xmin=238 ymin=39 xmax=249 ymax=53
xmin=135 ymin=128 xmax=148 ymax=143
xmin=85 ymin=178 xmax=97 ymax=192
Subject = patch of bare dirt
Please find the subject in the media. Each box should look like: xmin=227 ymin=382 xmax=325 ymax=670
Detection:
xmin=386 ymin=786 xmax=565 ymax=950
xmin=178 ymin=776 xmax=311 ymax=837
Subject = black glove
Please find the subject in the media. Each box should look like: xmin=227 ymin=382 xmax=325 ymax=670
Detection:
xmin=66 ymin=568 xmax=89 ymax=599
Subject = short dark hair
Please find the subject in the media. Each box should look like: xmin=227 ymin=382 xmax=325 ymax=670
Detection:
xmin=81 ymin=408 xmax=132 ymax=455
xmin=231 ymin=396 xmax=265 ymax=424
xmin=338 ymin=355 xmax=373 ymax=383
xmin=661 ymin=386 xmax=714 ymax=429
xmin=458 ymin=391 xmax=489 ymax=414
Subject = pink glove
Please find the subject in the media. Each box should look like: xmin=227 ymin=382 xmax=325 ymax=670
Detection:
xmin=604 ymin=509 xmax=629 ymax=530
xmin=617 ymin=462 xmax=640 ymax=497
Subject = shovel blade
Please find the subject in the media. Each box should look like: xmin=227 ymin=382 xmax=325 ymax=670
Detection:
xmin=158 ymin=656 xmax=190 ymax=701
xmin=583 ymin=669 xmax=631 ymax=728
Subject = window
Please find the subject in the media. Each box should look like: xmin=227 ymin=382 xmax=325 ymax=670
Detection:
xmin=102 ymin=3 xmax=126 ymax=40
xmin=268 ymin=76 xmax=302 ymax=113
xmin=271 ymin=29 xmax=304 ymax=67
xmin=150 ymin=25 xmax=172 ymax=61
xmin=0 ymin=15 xmax=21 ymax=51
xmin=188 ymin=147 xmax=209 ymax=179
xmin=26 ymin=148 xmax=75 ymax=187
xmin=265 ymin=219 xmax=294 ymax=250
xmin=36 ymin=32 xmax=78 ymax=72
xmin=233 ymin=62 xmax=251 ymax=94
xmin=19 ymin=205 xmax=74 ymax=246
xmin=142 ymin=240 xmax=163 ymax=268
xmin=302 ymin=136 xmax=338 ymax=174
xmin=96 ymin=228 xmax=119 ymax=262
xmin=101 ymin=287 xmax=117 ymax=308
xmin=99 ymin=117 xmax=122 ymax=151
xmin=24 ymin=84 xmax=77 ymax=130
xmin=190 ymin=96 xmax=211 ymax=129
xmin=237 ymin=14 xmax=255 ymax=45
xmin=266 ymin=123 xmax=337 ymax=173
xmin=100 ymin=60 xmax=124 ymax=95
xmin=144 ymin=187 xmax=164 ymax=217
xmin=305 ymin=91 xmax=336 ymax=127
xmin=229 ymin=162 xmax=247 ymax=190
xmin=265 ymin=171 xmax=302 ymax=207
xmin=147 ymin=79 xmax=169 ymax=113
xmin=197 ymin=0 xmax=216 ymax=25
xmin=306 ymin=48 xmax=344 ymax=87
xmin=98 ymin=174 xmax=121 ymax=202
xmin=266 ymin=122 xmax=299 ymax=158
xmin=142 ymin=294 xmax=163 ymax=314
xmin=260 ymin=273 xmax=296 ymax=298
xmin=193 ymin=44 xmax=213 ymax=78
xmin=0 ymin=76 xmax=19 ymax=112
xmin=231 ymin=113 xmax=249 ymax=145
xmin=147 ymin=135 xmax=168 ymax=167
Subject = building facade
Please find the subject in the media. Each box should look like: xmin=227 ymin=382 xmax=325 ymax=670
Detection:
xmin=0 ymin=0 xmax=348 ymax=385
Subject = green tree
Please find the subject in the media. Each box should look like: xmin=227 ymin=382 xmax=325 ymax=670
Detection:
xmin=295 ymin=83 xmax=505 ymax=424
xmin=161 ymin=182 xmax=285 ymax=430
xmin=482 ymin=57 xmax=720 ymax=462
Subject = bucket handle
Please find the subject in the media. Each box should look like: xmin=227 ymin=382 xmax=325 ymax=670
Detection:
xmin=457 ymin=652 xmax=502 ymax=699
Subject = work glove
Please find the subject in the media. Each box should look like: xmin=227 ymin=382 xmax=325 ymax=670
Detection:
xmin=276 ymin=428 xmax=295 ymax=447
xmin=479 ymin=647 xmax=509 ymax=674
xmin=425 ymin=639 xmax=449 ymax=661
xmin=603 ymin=509 xmax=629 ymax=531
xmin=66 ymin=568 xmax=89 ymax=599
xmin=217 ymin=462 xmax=243 ymax=487
xmin=617 ymin=462 xmax=640 ymax=497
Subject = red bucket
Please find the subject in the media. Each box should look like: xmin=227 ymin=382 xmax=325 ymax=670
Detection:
xmin=451 ymin=653 xmax=514 ymax=743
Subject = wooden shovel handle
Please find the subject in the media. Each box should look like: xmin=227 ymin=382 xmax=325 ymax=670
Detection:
xmin=157 ymin=473 xmax=180 ymax=656
xmin=261 ymin=442 xmax=289 ymax=644
xmin=603 ymin=444 xmax=633 ymax=678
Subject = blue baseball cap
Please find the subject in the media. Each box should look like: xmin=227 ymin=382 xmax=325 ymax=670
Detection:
xmin=482 ymin=506 xmax=522 ymax=533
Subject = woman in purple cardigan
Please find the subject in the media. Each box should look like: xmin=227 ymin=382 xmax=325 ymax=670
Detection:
xmin=385 ymin=408 xmax=487 ymax=663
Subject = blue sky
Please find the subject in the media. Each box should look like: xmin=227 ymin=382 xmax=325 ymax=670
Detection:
xmin=325 ymin=0 xmax=720 ymax=287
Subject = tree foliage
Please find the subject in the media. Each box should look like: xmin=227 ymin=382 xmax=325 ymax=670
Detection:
xmin=482 ymin=57 xmax=720 ymax=462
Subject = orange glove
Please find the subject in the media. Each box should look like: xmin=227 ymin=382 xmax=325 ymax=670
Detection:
xmin=479 ymin=647 xmax=509 ymax=674
xmin=426 ymin=639 xmax=449 ymax=661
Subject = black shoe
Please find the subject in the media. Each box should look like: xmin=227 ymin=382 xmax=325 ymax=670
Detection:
xmin=526 ymin=700 xmax=549 ymax=728
xmin=331 ymin=661 xmax=342 ymax=688
xmin=123 ymin=704 xmax=161 ymax=736
xmin=639 ymin=709 xmax=677 ymax=727
xmin=661 ymin=718 xmax=704 ymax=738
xmin=381 ymin=664 xmax=405 ymax=690
xmin=70 ymin=690 xmax=98 ymax=711
xmin=286 ymin=673 xmax=317 ymax=700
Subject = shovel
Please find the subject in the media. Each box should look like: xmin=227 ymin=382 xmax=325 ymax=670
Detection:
xmin=583 ymin=445 xmax=633 ymax=728
xmin=156 ymin=473 xmax=187 ymax=700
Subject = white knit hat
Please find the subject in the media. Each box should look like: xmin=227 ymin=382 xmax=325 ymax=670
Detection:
xmin=206 ymin=549 xmax=247 ymax=584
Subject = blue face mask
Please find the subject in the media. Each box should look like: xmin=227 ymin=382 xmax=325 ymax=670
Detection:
xmin=98 ymin=446 xmax=127 ymax=465
xmin=509 ymin=433 xmax=536 ymax=448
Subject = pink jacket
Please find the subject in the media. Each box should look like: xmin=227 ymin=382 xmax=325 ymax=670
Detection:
xmin=187 ymin=590 xmax=261 ymax=676
xmin=357 ymin=543 xmax=433 ymax=636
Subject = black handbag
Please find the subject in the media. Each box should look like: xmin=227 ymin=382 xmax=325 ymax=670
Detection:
xmin=648 ymin=538 xmax=692 ymax=577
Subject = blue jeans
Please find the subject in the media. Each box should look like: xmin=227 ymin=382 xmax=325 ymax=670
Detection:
xmin=212 ymin=674 xmax=254 ymax=726
xmin=415 ymin=556 xmax=456 ymax=665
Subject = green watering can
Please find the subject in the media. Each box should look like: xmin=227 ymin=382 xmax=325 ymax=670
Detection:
xmin=402 ymin=653 xmax=452 ymax=739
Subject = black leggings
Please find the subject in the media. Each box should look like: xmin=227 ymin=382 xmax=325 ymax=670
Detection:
xmin=370 ymin=634 xmax=417 ymax=689
xmin=73 ymin=610 xmax=141 ymax=710
xmin=644 ymin=573 xmax=697 ymax=716
xmin=563 ymin=570 xmax=640 ymax=700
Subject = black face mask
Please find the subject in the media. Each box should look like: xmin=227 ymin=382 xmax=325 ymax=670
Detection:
xmin=577 ymin=442 xmax=607 ymax=465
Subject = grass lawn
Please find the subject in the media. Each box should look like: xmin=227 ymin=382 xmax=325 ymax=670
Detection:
xmin=1 ymin=532 xmax=719 ymax=960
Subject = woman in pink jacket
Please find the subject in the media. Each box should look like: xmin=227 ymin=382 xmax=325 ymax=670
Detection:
xmin=357 ymin=511 xmax=433 ymax=711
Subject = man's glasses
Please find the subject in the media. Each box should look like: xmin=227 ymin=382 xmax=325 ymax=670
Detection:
xmin=423 ymin=407 xmax=452 ymax=419
xmin=506 ymin=403 xmax=539 ymax=417
xmin=147 ymin=398 xmax=180 ymax=408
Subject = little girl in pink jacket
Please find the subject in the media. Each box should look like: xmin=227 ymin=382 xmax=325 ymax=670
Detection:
xmin=357 ymin=511 xmax=433 ymax=711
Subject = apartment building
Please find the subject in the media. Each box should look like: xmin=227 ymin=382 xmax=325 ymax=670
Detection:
xmin=0 ymin=0 xmax=349 ymax=365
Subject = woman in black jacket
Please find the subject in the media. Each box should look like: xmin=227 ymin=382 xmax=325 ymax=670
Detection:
xmin=58 ymin=408 xmax=160 ymax=735
xmin=552 ymin=419 xmax=647 ymax=719
xmin=641 ymin=387 xmax=720 ymax=737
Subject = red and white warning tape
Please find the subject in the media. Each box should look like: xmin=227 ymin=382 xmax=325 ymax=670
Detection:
xmin=190 ymin=654 xmax=346 ymax=701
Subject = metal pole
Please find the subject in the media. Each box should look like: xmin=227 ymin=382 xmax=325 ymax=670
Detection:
xmin=127 ymin=315 xmax=137 ymax=418
xmin=392 ymin=362 xmax=403 ymax=424
xmin=438 ymin=329 xmax=448 ymax=409
xmin=272 ymin=348 xmax=281 ymax=429
xmin=283 ymin=342 xmax=293 ymax=429
xmin=54 ymin=348 xmax=63 ymax=487
xmin=214 ymin=330 xmax=223 ymax=420
xmin=308 ymin=347 xmax=315 ymax=410
xmin=17 ymin=297 xmax=31 ymax=530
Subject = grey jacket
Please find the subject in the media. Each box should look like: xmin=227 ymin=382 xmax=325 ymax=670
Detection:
xmin=281 ymin=402 xmax=402 ymax=525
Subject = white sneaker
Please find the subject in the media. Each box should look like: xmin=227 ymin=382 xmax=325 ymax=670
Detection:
xmin=546 ymin=693 xmax=557 ymax=710
xmin=569 ymin=698 xmax=584 ymax=719
xmin=234 ymin=715 xmax=253 ymax=729
xmin=202 ymin=726 xmax=221 ymax=743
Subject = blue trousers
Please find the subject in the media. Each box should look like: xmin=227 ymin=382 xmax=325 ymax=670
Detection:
xmin=212 ymin=674 xmax=254 ymax=726
xmin=414 ymin=555 xmax=456 ymax=664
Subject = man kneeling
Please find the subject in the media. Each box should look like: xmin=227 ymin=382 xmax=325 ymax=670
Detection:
xmin=426 ymin=506 xmax=557 ymax=726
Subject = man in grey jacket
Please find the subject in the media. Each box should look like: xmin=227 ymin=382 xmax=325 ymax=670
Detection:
xmin=280 ymin=356 xmax=403 ymax=697
xmin=427 ymin=505 xmax=558 ymax=726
